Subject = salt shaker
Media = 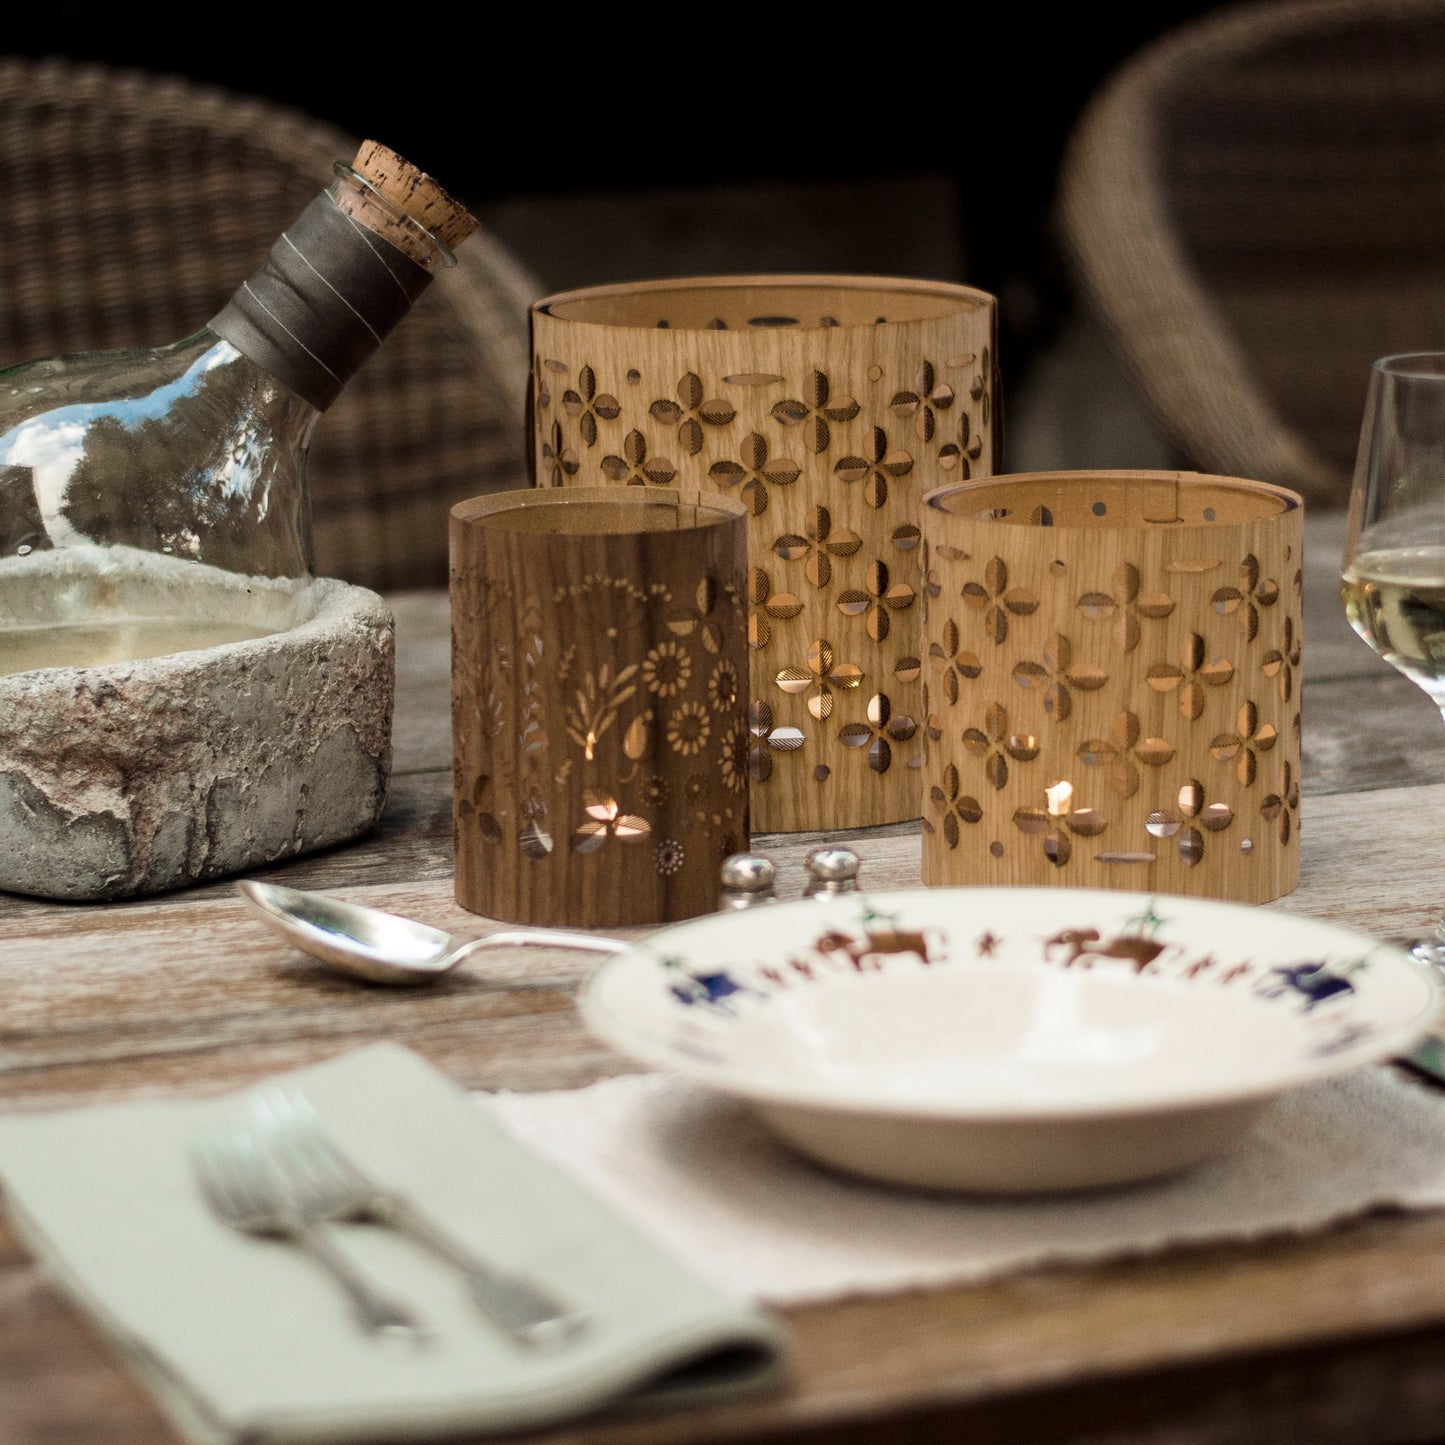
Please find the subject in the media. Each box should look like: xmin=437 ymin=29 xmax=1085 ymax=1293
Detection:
xmin=803 ymin=845 xmax=861 ymax=897
xmin=718 ymin=853 xmax=779 ymax=910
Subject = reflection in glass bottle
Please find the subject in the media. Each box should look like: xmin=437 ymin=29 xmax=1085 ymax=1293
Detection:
xmin=0 ymin=147 xmax=476 ymax=673
xmin=0 ymin=336 xmax=315 ymax=575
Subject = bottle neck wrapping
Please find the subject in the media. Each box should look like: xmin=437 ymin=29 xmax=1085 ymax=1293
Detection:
xmin=208 ymin=193 xmax=434 ymax=411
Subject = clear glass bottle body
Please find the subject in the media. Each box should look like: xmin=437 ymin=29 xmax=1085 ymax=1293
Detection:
xmin=0 ymin=161 xmax=457 ymax=675
xmin=1 ymin=331 xmax=318 ymax=575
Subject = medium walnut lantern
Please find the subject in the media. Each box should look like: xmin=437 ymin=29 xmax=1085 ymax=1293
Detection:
xmin=450 ymin=486 xmax=750 ymax=929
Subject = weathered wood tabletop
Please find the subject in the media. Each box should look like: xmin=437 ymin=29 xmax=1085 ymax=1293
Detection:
xmin=8 ymin=507 xmax=1445 ymax=1445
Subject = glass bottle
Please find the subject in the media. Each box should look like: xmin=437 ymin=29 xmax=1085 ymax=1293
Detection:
xmin=0 ymin=141 xmax=477 ymax=675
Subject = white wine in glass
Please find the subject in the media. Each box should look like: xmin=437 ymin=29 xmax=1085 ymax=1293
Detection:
xmin=1342 ymin=352 xmax=1445 ymax=969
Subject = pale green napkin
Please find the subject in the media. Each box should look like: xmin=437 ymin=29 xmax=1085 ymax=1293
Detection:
xmin=0 ymin=1042 xmax=789 ymax=1444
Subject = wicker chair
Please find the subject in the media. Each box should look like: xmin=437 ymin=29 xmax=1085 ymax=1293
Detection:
xmin=0 ymin=56 xmax=543 ymax=590
xmin=1054 ymin=0 xmax=1445 ymax=510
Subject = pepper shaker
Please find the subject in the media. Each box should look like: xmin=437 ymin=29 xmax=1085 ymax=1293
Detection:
xmin=803 ymin=846 xmax=861 ymax=897
xmin=719 ymin=853 xmax=779 ymax=910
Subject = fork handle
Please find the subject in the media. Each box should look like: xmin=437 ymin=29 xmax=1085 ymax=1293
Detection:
xmin=290 ymin=1215 xmax=431 ymax=1344
xmin=376 ymin=1196 xmax=587 ymax=1348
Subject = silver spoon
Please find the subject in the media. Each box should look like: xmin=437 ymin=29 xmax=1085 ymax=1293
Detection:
xmin=236 ymin=880 xmax=631 ymax=986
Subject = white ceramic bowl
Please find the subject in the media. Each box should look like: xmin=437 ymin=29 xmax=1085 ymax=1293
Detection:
xmin=579 ymin=886 xmax=1441 ymax=1194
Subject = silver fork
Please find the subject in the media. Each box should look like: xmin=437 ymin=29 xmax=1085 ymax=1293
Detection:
xmin=251 ymin=1087 xmax=589 ymax=1351
xmin=189 ymin=1119 xmax=432 ymax=1346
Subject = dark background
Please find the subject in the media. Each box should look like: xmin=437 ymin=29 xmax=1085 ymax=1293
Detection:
xmin=3 ymin=4 xmax=1227 ymax=401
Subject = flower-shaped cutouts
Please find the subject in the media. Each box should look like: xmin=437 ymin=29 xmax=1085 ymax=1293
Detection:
xmin=748 ymin=567 xmax=803 ymax=650
xmin=834 ymin=426 xmax=913 ymax=509
xmin=1076 ymin=563 xmax=1175 ymax=652
xmin=928 ymin=762 xmax=983 ymax=848
xmin=601 ymin=429 xmax=678 ymax=488
xmin=708 ymin=432 xmax=800 ymax=517
xmin=771 ymin=370 xmax=860 ymax=453
xmin=1262 ymin=615 xmax=1301 ymax=702
xmin=1077 ymin=711 xmax=1175 ymax=799
xmin=775 ymin=639 xmax=863 ymax=721
xmin=962 ymin=557 xmax=1039 ymax=645
xmin=889 ymin=361 xmax=955 ymax=443
xmin=1146 ymin=634 xmax=1235 ymax=720
xmin=1012 ymin=634 xmax=1108 ymax=722
xmin=540 ymin=420 xmax=579 ymax=487
xmin=929 ymin=617 xmax=983 ymax=705
xmin=1144 ymin=779 xmax=1233 ymax=866
xmin=835 ymin=560 xmax=917 ymax=642
xmin=774 ymin=506 xmax=863 ymax=589
xmin=573 ymin=791 xmax=650 ymax=852
xmin=839 ymin=693 xmax=917 ymax=773
xmin=1209 ymin=701 xmax=1278 ymax=786
xmin=748 ymin=700 xmax=804 ymax=783
xmin=962 ymin=703 xmax=1039 ymax=789
xmin=1211 ymin=554 xmax=1281 ymax=642
xmin=561 ymin=366 xmax=620 ymax=447
xmin=649 ymin=372 xmax=736 ymax=456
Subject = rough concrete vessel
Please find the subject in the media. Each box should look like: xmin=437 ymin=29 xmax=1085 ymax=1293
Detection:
xmin=0 ymin=548 xmax=393 ymax=901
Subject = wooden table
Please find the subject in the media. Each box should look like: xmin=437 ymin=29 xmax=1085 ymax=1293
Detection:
xmin=9 ymin=507 xmax=1445 ymax=1444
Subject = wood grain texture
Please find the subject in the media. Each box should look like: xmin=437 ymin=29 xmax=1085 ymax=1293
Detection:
xmin=7 ymin=506 xmax=1445 ymax=1445
xmin=530 ymin=275 xmax=999 ymax=835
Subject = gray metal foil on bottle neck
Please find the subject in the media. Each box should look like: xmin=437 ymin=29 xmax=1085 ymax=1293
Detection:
xmin=208 ymin=194 xmax=433 ymax=411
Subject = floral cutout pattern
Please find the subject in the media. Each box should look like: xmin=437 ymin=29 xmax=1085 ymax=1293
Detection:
xmin=748 ymin=699 xmax=805 ymax=783
xmin=1209 ymin=700 xmax=1278 ymax=786
xmin=834 ymin=426 xmax=913 ymax=509
xmin=774 ymin=505 xmax=864 ymax=590
xmin=561 ymin=366 xmax=621 ymax=447
xmin=1262 ymin=615 xmax=1301 ymax=702
xmin=889 ymin=361 xmax=955 ymax=442
xmin=1212 ymin=553 xmax=1281 ymax=642
xmin=649 ymin=372 xmax=736 ymax=456
xmin=708 ymin=432 xmax=800 ymax=517
xmin=455 ymin=556 xmax=748 ymax=900
xmin=1012 ymin=635 xmax=1108 ymax=722
xmin=530 ymin=313 xmax=996 ymax=829
xmin=918 ymin=514 xmax=1302 ymax=899
xmin=601 ymin=430 xmax=678 ymax=488
xmin=834 ymin=560 xmax=917 ymax=642
xmin=927 ymin=762 xmax=984 ymax=848
xmin=839 ymin=693 xmax=918 ymax=774
xmin=1146 ymin=634 xmax=1236 ymax=720
xmin=771 ymin=369 xmax=861 ymax=453
xmin=962 ymin=703 xmax=1040 ymax=790
xmin=539 ymin=420 xmax=579 ymax=487
xmin=1077 ymin=712 xmax=1175 ymax=799
xmin=962 ymin=557 xmax=1039 ymax=645
xmin=775 ymin=639 xmax=864 ymax=722
xmin=573 ymin=791 xmax=651 ymax=852
xmin=748 ymin=567 xmax=803 ymax=650
xmin=928 ymin=617 xmax=983 ymax=706
xmin=1076 ymin=563 xmax=1176 ymax=651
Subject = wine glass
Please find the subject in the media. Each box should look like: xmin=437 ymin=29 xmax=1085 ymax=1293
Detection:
xmin=1341 ymin=351 xmax=1445 ymax=969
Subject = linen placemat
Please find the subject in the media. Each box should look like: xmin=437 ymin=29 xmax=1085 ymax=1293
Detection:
xmin=0 ymin=1043 xmax=789 ymax=1445
xmin=484 ymin=1062 xmax=1445 ymax=1306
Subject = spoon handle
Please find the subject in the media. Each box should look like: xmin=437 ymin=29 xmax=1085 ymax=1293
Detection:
xmin=454 ymin=931 xmax=633 ymax=962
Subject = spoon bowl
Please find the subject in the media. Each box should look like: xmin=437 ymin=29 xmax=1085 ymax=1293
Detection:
xmin=236 ymin=880 xmax=630 ymax=986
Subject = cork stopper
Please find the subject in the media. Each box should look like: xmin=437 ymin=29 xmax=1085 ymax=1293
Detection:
xmin=338 ymin=140 xmax=480 ymax=264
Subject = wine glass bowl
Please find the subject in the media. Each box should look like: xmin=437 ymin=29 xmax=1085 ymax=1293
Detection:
xmin=1341 ymin=351 xmax=1445 ymax=968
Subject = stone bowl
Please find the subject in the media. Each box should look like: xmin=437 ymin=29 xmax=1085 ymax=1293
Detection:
xmin=0 ymin=547 xmax=394 ymax=901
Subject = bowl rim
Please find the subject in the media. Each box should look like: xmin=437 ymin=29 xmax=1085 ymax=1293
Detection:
xmin=579 ymin=885 xmax=1441 ymax=1124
